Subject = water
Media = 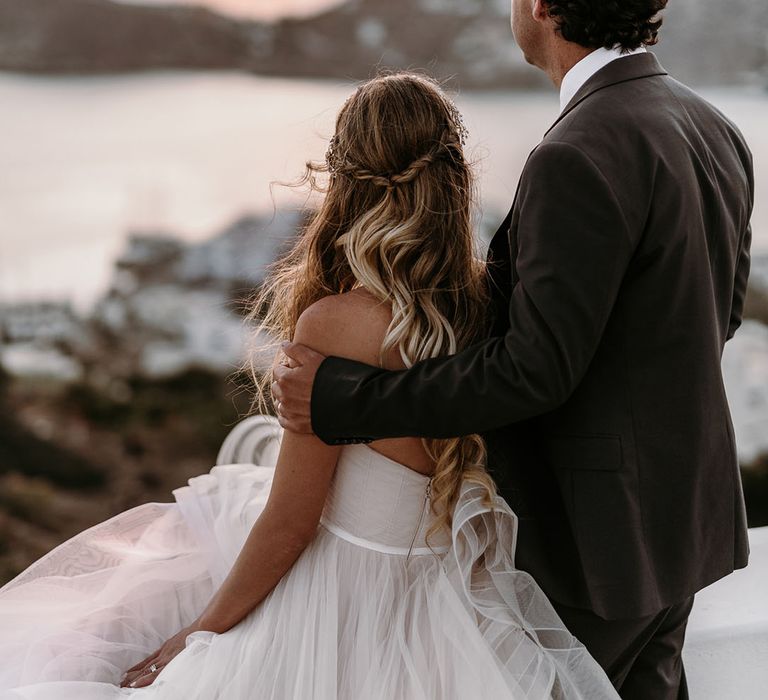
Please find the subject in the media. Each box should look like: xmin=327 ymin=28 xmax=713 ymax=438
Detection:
xmin=0 ymin=70 xmax=765 ymax=313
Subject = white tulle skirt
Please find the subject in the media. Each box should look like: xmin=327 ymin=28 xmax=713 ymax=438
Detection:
xmin=0 ymin=461 xmax=618 ymax=699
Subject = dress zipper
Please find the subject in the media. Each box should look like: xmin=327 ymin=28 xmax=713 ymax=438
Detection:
xmin=405 ymin=477 xmax=433 ymax=564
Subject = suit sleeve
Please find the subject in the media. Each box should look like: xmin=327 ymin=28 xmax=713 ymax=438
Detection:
xmin=726 ymin=140 xmax=754 ymax=343
xmin=310 ymin=141 xmax=637 ymax=444
xmin=726 ymin=222 xmax=751 ymax=342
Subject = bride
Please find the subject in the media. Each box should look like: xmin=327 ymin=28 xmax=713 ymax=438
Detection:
xmin=0 ymin=72 xmax=618 ymax=699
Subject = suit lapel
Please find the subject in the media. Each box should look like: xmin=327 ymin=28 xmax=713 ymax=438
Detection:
xmin=545 ymin=52 xmax=668 ymax=138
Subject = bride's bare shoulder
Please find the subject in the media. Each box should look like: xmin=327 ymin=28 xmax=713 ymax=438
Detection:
xmin=293 ymin=288 xmax=400 ymax=369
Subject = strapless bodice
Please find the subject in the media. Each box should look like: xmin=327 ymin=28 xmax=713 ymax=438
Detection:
xmin=319 ymin=443 xmax=452 ymax=557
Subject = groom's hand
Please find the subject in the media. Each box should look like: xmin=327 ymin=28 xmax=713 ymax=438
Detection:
xmin=271 ymin=341 xmax=326 ymax=434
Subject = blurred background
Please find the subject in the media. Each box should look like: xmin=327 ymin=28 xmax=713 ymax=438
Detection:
xmin=0 ymin=0 xmax=767 ymax=585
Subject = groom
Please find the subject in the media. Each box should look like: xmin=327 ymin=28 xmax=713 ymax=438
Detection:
xmin=273 ymin=0 xmax=753 ymax=697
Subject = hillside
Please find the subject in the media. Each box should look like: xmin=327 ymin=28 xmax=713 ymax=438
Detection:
xmin=0 ymin=0 xmax=765 ymax=88
xmin=0 ymin=0 xmax=255 ymax=72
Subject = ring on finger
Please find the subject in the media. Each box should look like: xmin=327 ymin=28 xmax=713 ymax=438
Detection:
xmin=149 ymin=663 xmax=159 ymax=673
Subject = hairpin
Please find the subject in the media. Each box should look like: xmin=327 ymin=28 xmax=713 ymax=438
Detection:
xmin=447 ymin=102 xmax=470 ymax=146
xmin=325 ymin=134 xmax=343 ymax=174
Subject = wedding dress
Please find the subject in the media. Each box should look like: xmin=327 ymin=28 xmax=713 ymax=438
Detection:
xmin=0 ymin=437 xmax=618 ymax=699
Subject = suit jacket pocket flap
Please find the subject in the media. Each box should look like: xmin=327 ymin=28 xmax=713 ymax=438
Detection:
xmin=547 ymin=434 xmax=623 ymax=471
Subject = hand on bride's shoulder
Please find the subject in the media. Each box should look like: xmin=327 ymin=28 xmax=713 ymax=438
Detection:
xmin=290 ymin=288 xmax=396 ymax=369
xmin=274 ymin=289 xmax=396 ymax=433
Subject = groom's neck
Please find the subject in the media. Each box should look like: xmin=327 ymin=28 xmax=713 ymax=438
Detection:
xmin=540 ymin=41 xmax=595 ymax=89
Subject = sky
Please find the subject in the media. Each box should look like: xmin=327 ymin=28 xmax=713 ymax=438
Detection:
xmin=118 ymin=0 xmax=345 ymax=21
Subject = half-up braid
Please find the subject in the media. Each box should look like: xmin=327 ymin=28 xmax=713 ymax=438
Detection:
xmin=242 ymin=71 xmax=498 ymax=545
xmin=338 ymin=128 xmax=460 ymax=192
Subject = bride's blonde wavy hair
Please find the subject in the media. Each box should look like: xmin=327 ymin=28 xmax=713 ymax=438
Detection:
xmin=242 ymin=71 xmax=499 ymax=543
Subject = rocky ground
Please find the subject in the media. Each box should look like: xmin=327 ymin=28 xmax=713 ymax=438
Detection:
xmin=0 ymin=366 xmax=254 ymax=585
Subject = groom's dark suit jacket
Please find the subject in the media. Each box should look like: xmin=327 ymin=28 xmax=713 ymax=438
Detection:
xmin=309 ymin=53 xmax=753 ymax=620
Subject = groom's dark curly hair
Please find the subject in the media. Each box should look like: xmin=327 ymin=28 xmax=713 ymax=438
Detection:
xmin=543 ymin=0 xmax=668 ymax=50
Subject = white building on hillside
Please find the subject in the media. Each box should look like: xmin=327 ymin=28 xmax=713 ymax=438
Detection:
xmin=0 ymin=301 xmax=93 ymax=381
xmin=723 ymin=319 xmax=768 ymax=466
xmin=92 ymin=210 xmax=301 ymax=379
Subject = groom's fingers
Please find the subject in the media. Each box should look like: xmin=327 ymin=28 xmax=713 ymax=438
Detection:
xmin=271 ymin=363 xmax=290 ymax=391
xmin=272 ymin=365 xmax=300 ymax=412
xmin=271 ymin=341 xmax=323 ymax=436
xmin=273 ymin=352 xmax=320 ymax=416
xmin=281 ymin=341 xmax=325 ymax=367
xmin=270 ymin=378 xmax=284 ymax=404
xmin=272 ymin=366 xmax=312 ymax=434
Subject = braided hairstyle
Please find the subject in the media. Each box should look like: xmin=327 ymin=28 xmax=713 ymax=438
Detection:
xmin=243 ymin=71 xmax=498 ymax=545
xmin=332 ymin=135 xmax=458 ymax=192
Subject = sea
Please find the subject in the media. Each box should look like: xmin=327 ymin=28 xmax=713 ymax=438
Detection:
xmin=0 ymin=70 xmax=766 ymax=313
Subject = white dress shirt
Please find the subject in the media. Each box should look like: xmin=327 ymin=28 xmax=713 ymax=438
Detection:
xmin=559 ymin=45 xmax=647 ymax=113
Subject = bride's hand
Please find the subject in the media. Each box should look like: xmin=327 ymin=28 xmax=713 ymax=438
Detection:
xmin=119 ymin=621 xmax=201 ymax=688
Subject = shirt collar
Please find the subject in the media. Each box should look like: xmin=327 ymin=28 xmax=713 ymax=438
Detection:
xmin=559 ymin=45 xmax=647 ymax=113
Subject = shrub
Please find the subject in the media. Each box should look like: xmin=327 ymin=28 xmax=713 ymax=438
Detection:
xmin=0 ymin=415 xmax=106 ymax=489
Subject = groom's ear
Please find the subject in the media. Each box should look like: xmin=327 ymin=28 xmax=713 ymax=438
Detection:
xmin=531 ymin=0 xmax=549 ymax=23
